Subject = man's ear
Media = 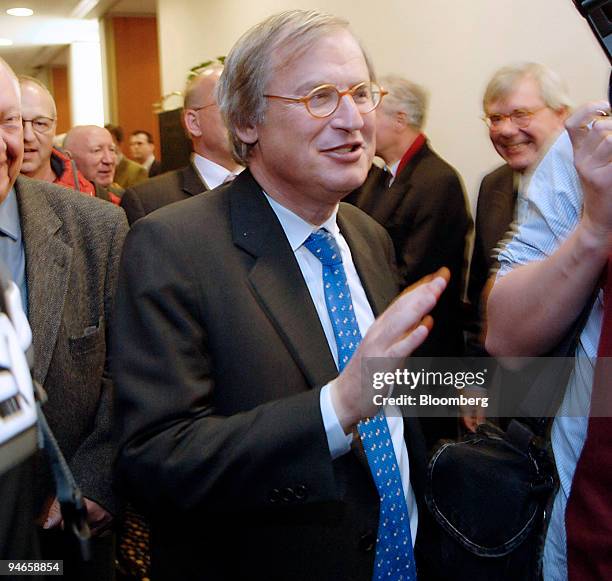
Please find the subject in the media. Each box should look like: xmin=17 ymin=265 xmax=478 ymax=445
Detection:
xmin=555 ymin=105 xmax=571 ymax=123
xmin=183 ymin=110 xmax=202 ymax=138
xmin=395 ymin=111 xmax=408 ymax=130
xmin=235 ymin=124 xmax=258 ymax=145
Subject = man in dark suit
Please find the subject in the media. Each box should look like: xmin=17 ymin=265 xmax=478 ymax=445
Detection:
xmin=348 ymin=75 xmax=470 ymax=358
xmin=0 ymin=58 xmax=129 ymax=579
xmin=120 ymin=63 xmax=242 ymax=225
xmin=128 ymin=130 xmax=161 ymax=177
xmin=466 ymin=63 xmax=570 ymax=353
xmin=113 ymin=10 xmax=447 ymax=581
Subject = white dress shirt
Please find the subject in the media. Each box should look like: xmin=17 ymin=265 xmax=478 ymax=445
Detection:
xmin=142 ymin=154 xmax=155 ymax=173
xmin=192 ymin=154 xmax=241 ymax=190
xmin=265 ymin=193 xmax=418 ymax=546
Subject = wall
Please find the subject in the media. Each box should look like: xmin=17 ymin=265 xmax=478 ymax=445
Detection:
xmin=107 ymin=16 xmax=161 ymax=158
xmin=157 ymin=0 xmax=609 ymax=206
xmin=51 ymin=66 xmax=71 ymax=134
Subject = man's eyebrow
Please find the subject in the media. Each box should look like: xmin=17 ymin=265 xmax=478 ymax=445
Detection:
xmin=2 ymin=108 xmax=21 ymax=118
xmin=291 ymin=79 xmax=370 ymax=95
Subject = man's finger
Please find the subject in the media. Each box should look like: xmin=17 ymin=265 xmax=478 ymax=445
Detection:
xmin=401 ymin=267 xmax=451 ymax=294
xmin=566 ymin=101 xmax=611 ymax=149
xmin=388 ymin=319 xmax=432 ymax=359
xmin=43 ymin=499 xmax=62 ymax=529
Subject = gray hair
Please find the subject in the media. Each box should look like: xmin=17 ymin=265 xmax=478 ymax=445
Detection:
xmin=483 ymin=62 xmax=573 ymax=113
xmin=379 ymin=75 xmax=428 ymax=130
xmin=217 ymin=9 xmax=375 ymax=165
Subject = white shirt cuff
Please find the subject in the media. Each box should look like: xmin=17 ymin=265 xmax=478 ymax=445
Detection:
xmin=320 ymin=382 xmax=352 ymax=460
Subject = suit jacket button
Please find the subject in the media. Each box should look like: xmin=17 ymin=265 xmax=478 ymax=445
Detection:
xmin=294 ymin=484 xmax=308 ymax=501
xmin=269 ymin=488 xmax=281 ymax=503
xmin=358 ymin=530 xmax=376 ymax=552
xmin=281 ymin=487 xmax=295 ymax=502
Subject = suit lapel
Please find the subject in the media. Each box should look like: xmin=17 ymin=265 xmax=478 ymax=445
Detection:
xmin=181 ymin=162 xmax=208 ymax=196
xmin=16 ymin=177 xmax=72 ymax=385
xmin=230 ymin=171 xmax=338 ymax=388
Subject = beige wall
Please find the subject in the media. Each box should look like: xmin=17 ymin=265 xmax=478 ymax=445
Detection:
xmin=157 ymin=0 xmax=609 ymax=206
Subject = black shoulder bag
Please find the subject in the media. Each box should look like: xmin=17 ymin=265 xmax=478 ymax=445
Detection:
xmin=424 ymin=294 xmax=597 ymax=581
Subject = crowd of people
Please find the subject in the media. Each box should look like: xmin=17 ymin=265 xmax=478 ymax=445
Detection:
xmin=0 ymin=8 xmax=609 ymax=581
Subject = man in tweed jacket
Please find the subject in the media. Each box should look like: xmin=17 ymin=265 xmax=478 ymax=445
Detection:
xmin=0 ymin=58 xmax=128 ymax=579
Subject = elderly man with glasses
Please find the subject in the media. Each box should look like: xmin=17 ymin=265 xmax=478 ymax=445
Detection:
xmin=18 ymin=76 xmax=95 ymax=196
xmin=0 ymin=58 xmax=128 ymax=580
xmin=466 ymin=62 xmax=571 ymax=355
xmin=113 ymin=9 xmax=448 ymax=581
xmin=120 ymin=62 xmax=243 ymax=225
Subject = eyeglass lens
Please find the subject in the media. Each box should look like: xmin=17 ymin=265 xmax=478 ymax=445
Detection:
xmin=307 ymin=83 xmax=382 ymax=117
xmin=23 ymin=117 xmax=54 ymax=133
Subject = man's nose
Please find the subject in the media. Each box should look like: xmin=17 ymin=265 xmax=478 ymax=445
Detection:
xmin=22 ymin=121 xmax=35 ymax=141
xmin=494 ymin=117 xmax=519 ymax=136
xmin=331 ymin=93 xmax=365 ymax=131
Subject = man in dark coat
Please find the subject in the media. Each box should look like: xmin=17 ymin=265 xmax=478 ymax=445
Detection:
xmin=466 ymin=63 xmax=570 ymax=353
xmin=113 ymin=10 xmax=447 ymax=581
xmin=120 ymin=63 xmax=242 ymax=225
xmin=348 ymin=75 xmax=470 ymax=358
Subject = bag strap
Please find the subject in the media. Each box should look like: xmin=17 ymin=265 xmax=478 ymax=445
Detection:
xmin=34 ymin=383 xmax=91 ymax=562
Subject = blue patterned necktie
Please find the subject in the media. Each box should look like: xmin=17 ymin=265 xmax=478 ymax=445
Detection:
xmin=304 ymin=228 xmax=417 ymax=581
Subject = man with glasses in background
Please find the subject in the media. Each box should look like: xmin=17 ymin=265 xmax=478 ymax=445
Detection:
xmin=120 ymin=63 xmax=242 ymax=225
xmin=113 ymin=10 xmax=447 ymax=580
xmin=466 ymin=63 xmax=571 ymax=354
xmin=18 ymin=76 xmax=95 ymax=196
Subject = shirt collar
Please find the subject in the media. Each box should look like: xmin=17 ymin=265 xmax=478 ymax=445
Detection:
xmin=389 ymin=160 xmax=400 ymax=177
xmin=192 ymin=153 xmax=238 ymax=190
xmin=0 ymin=187 xmax=21 ymax=242
xmin=143 ymin=154 xmax=155 ymax=172
xmin=263 ymin=193 xmax=340 ymax=252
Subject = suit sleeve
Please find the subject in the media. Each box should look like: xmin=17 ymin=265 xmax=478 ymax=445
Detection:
xmin=397 ymin=169 xmax=471 ymax=356
xmin=120 ymin=187 xmax=146 ymax=225
xmin=112 ymin=218 xmax=338 ymax=518
xmin=69 ymin=211 xmax=129 ymax=514
xmin=465 ymin=177 xmax=493 ymax=352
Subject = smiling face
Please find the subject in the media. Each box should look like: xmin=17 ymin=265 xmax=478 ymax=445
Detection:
xmin=66 ymin=126 xmax=117 ymax=187
xmin=0 ymin=62 xmax=24 ymax=203
xmin=238 ymin=29 xmax=375 ymax=224
xmin=20 ymin=80 xmax=56 ymax=179
xmin=486 ymin=76 xmax=566 ymax=173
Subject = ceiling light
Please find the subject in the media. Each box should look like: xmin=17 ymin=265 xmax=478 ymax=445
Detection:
xmin=0 ymin=38 xmax=14 ymax=46
xmin=6 ymin=8 xmax=34 ymax=17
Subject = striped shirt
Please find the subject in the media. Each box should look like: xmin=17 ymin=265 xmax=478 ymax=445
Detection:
xmin=497 ymin=131 xmax=603 ymax=581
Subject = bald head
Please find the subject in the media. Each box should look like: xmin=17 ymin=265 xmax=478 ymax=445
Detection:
xmin=182 ymin=67 xmax=237 ymax=170
xmin=64 ymin=125 xmax=117 ymax=187
xmin=183 ymin=65 xmax=223 ymax=111
xmin=19 ymin=77 xmax=57 ymax=181
xmin=0 ymin=58 xmax=24 ymax=203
